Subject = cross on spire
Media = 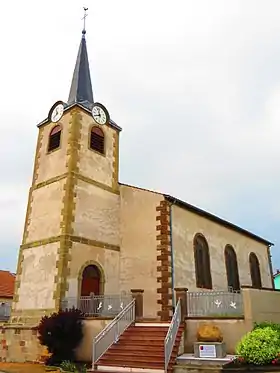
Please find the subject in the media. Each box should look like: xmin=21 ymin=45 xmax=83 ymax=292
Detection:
xmin=82 ymin=7 xmax=88 ymax=36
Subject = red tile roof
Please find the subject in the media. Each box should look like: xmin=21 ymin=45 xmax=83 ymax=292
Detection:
xmin=0 ymin=270 xmax=15 ymax=298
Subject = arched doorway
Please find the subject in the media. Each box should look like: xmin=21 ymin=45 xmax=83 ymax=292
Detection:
xmin=81 ymin=265 xmax=101 ymax=296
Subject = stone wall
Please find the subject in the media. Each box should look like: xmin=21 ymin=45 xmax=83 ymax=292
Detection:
xmin=0 ymin=325 xmax=43 ymax=363
xmin=0 ymin=318 xmax=112 ymax=363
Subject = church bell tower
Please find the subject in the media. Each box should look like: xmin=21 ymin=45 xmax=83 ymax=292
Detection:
xmin=11 ymin=15 xmax=122 ymax=324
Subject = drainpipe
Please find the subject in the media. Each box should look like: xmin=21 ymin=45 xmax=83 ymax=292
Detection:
xmin=169 ymin=200 xmax=175 ymax=309
xmin=267 ymin=244 xmax=275 ymax=289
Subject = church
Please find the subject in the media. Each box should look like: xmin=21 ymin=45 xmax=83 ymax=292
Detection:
xmin=11 ymin=24 xmax=274 ymax=325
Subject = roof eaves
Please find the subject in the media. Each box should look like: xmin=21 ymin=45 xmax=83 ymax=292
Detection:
xmin=164 ymin=194 xmax=273 ymax=246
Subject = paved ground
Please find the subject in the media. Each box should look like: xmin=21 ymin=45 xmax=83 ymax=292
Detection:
xmin=0 ymin=363 xmax=60 ymax=373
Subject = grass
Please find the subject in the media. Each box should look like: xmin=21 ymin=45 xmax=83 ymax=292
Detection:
xmin=0 ymin=363 xmax=60 ymax=373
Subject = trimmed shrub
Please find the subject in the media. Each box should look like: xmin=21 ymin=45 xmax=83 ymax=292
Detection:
xmin=236 ymin=327 xmax=280 ymax=365
xmin=254 ymin=321 xmax=280 ymax=334
xmin=38 ymin=308 xmax=84 ymax=366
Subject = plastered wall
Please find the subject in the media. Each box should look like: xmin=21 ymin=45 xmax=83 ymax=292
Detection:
xmin=78 ymin=113 xmax=116 ymax=187
xmin=74 ymin=181 xmax=120 ymax=246
xmin=15 ymin=243 xmax=59 ymax=310
xmin=172 ymin=205 xmax=272 ymax=290
xmin=35 ymin=112 xmax=71 ymax=184
xmin=119 ymin=185 xmax=162 ymax=318
xmin=66 ymin=242 xmax=120 ymax=298
xmin=26 ymin=179 xmax=65 ymax=243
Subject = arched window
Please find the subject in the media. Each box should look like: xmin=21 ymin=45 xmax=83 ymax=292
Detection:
xmin=48 ymin=125 xmax=61 ymax=152
xmin=224 ymin=245 xmax=240 ymax=291
xmin=81 ymin=265 xmax=101 ymax=296
xmin=249 ymin=252 xmax=262 ymax=289
xmin=194 ymin=234 xmax=212 ymax=289
xmin=90 ymin=126 xmax=105 ymax=154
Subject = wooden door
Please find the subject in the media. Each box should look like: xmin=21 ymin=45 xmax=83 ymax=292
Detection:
xmin=81 ymin=265 xmax=100 ymax=296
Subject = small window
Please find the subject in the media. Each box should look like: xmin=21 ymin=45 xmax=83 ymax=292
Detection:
xmin=48 ymin=125 xmax=61 ymax=152
xmin=90 ymin=127 xmax=105 ymax=154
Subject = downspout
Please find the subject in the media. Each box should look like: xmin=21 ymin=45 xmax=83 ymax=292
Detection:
xmin=169 ymin=200 xmax=175 ymax=309
xmin=267 ymin=244 xmax=275 ymax=289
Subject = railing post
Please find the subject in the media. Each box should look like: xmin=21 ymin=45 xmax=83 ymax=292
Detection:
xmin=175 ymin=288 xmax=188 ymax=320
xmin=131 ymin=289 xmax=144 ymax=320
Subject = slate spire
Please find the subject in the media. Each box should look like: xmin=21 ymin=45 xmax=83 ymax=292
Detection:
xmin=67 ymin=26 xmax=94 ymax=105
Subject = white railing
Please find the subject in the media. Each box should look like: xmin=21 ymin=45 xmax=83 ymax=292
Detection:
xmin=0 ymin=303 xmax=11 ymax=321
xmin=164 ymin=299 xmax=181 ymax=372
xmin=61 ymin=294 xmax=132 ymax=317
xmin=187 ymin=290 xmax=243 ymax=317
xmin=92 ymin=298 xmax=135 ymax=369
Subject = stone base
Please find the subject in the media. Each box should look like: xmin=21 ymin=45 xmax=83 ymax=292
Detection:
xmin=194 ymin=342 xmax=226 ymax=359
xmin=0 ymin=324 xmax=44 ymax=363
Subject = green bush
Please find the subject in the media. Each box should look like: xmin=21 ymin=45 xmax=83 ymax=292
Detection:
xmin=60 ymin=361 xmax=87 ymax=373
xmin=254 ymin=321 xmax=280 ymax=334
xmin=236 ymin=327 xmax=280 ymax=365
xmin=61 ymin=361 xmax=78 ymax=372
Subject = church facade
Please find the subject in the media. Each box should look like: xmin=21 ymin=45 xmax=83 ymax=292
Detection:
xmin=11 ymin=30 xmax=274 ymax=324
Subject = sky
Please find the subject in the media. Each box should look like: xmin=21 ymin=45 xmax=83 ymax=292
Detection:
xmin=0 ymin=0 xmax=280 ymax=272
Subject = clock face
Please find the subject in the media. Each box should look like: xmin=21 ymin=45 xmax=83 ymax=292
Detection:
xmin=51 ymin=103 xmax=64 ymax=123
xmin=92 ymin=103 xmax=109 ymax=125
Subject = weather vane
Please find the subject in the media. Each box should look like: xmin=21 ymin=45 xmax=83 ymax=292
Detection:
xmin=82 ymin=7 xmax=88 ymax=35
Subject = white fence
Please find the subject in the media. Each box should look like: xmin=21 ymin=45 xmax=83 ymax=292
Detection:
xmin=0 ymin=303 xmax=11 ymax=321
xmin=187 ymin=290 xmax=243 ymax=317
xmin=61 ymin=294 xmax=132 ymax=317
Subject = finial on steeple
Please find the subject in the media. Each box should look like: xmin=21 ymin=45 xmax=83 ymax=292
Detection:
xmin=82 ymin=7 xmax=88 ymax=37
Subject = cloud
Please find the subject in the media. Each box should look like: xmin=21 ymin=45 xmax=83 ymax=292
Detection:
xmin=1 ymin=0 xmax=280 ymax=271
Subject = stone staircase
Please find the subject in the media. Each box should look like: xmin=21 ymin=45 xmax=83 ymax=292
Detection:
xmin=92 ymin=322 xmax=184 ymax=373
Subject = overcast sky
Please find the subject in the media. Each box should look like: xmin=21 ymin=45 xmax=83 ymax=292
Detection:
xmin=1 ymin=0 xmax=280 ymax=272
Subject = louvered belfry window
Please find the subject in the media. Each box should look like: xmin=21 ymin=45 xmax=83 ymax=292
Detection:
xmin=90 ymin=126 xmax=105 ymax=154
xmin=48 ymin=125 xmax=61 ymax=152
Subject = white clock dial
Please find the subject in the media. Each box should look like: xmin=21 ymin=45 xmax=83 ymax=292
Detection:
xmin=51 ymin=103 xmax=64 ymax=123
xmin=92 ymin=103 xmax=109 ymax=125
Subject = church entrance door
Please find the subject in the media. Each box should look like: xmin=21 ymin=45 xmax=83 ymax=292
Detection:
xmin=81 ymin=265 xmax=101 ymax=296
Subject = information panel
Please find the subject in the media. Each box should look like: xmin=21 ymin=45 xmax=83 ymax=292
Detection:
xmin=199 ymin=344 xmax=216 ymax=358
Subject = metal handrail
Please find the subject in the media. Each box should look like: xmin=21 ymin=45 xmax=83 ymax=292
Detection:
xmin=164 ymin=299 xmax=181 ymax=372
xmin=92 ymin=298 xmax=135 ymax=369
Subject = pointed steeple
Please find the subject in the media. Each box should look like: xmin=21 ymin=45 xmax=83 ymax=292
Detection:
xmin=68 ymin=25 xmax=94 ymax=105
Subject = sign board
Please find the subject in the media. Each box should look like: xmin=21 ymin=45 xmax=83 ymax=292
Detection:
xmin=199 ymin=344 xmax=216 ymax=358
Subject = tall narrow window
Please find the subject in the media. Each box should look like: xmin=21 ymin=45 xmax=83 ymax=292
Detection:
xmin=249 ymin=252 xmax=262 ymax=289
xmin=224 ymin=245 xmax=240 ymax=291
xmin=194 ymin=234 xmax=212 ymax=289
xmin=48 ymin=125 xmax=61 ymax=152
xmin=90 ymin=126 xmax=105 ymax=154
